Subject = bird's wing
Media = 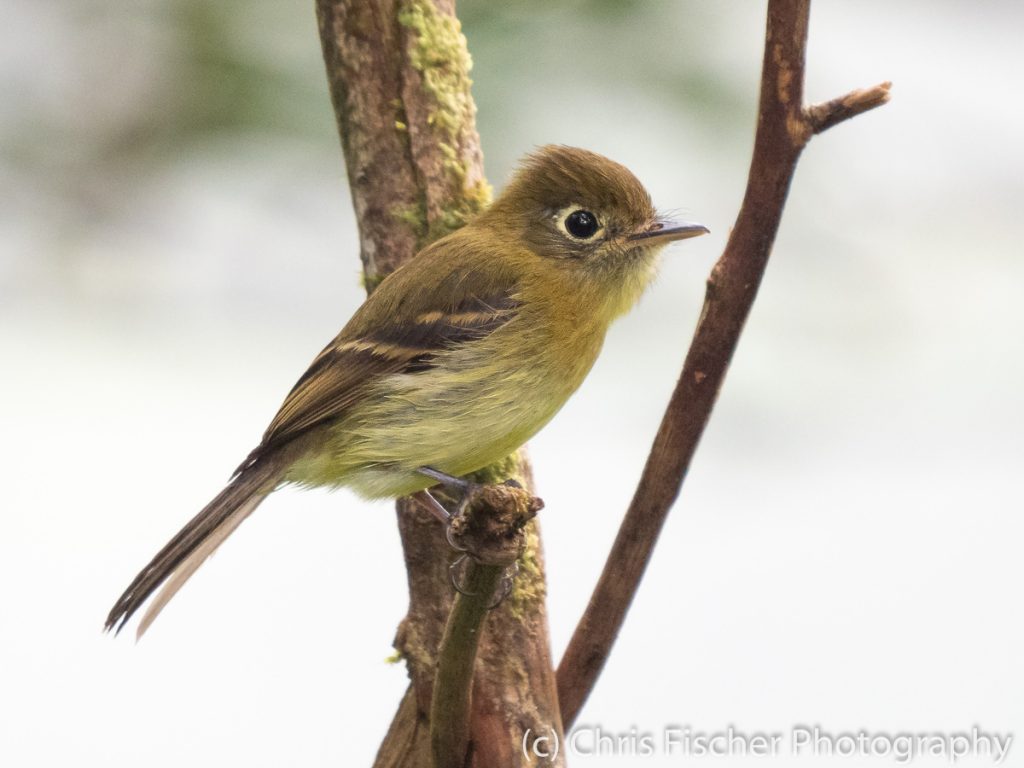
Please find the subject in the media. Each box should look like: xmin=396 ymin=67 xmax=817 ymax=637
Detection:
xmin=242 ymin=263 xmax=521 ymax=469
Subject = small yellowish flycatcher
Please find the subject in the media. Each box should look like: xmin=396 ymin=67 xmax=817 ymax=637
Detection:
xmin=106 ymin=145 xmax=708 ymax=636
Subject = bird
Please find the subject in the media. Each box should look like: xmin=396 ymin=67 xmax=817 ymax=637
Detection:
xmin=105 ymin=145 xmax=708 ymax=637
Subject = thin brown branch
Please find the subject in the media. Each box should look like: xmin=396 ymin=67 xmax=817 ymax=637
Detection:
xmin=806 ymin=81 xmax=892 ymax=135
xmin=556 ymin=0 xmax=890 ymax=727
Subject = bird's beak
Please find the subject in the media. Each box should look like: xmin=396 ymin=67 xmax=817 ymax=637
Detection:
xmin=627 ymin=220 xmax=710 ymax=245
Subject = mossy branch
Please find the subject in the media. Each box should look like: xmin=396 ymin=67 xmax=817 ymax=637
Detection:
xmin=314 ymin=2 xmax=563 ymax=766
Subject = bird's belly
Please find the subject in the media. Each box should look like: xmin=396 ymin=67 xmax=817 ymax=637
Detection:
xmin=290 ymin=341 xmax=592 ymax=498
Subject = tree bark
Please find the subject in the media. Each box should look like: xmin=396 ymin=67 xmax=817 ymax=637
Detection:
xmin=314 ymin=2 xmax=564 ymax=766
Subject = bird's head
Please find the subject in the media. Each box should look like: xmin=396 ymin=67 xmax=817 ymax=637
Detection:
xmin=482 ymin=145 xmax=708 ymax=315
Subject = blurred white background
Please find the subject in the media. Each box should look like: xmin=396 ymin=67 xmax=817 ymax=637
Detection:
xmin=2 ymin=1 xmax=1022 ymax=766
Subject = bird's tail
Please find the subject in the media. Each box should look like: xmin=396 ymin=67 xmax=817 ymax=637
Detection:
xmin=105 ymin=452 xmax=288 ymax=638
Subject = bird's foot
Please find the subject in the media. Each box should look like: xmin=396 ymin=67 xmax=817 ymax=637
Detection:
xmin=417 ymin=466 xmax=540 ymax=610
xmin=417 ymin=465 xmax=484 ymax=527
xmin=412 ymin=489 xmax=469 ymax=551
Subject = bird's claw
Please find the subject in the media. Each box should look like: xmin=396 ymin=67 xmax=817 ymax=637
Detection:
xmin=449 ymin=555 xmax=519 ymax=609
xmin=445 ymin=519 xmax=468 ymax=552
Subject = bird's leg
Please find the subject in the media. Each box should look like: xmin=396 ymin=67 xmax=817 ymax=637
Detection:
xmin=412 ymin=489 xmax=467 ymax=553
xmin=418 ymin=466 xmax=472 ymax=492
xmin=412 ymin=489 xmax=452 ymax=524
xmin=417 ymin=467 xmax=482 ymax=552
xmin=417 ymin=466 xmax=480 ymax=518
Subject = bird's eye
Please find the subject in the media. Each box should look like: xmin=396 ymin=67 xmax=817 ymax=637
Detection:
xmin=564 ymin=210 xmax=600 ymax=239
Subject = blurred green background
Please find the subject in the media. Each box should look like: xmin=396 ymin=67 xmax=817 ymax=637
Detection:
xmin=2 ymin=1 xmax=1021 ymax=766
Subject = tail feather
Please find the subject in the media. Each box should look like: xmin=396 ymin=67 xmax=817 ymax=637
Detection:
xmin=105 ymin=454 xmax=287 ymax=636
xmin=135 ymin=494 xmax=262 ymax=638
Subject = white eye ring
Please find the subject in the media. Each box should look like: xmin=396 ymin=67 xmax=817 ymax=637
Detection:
xmin=555 ymin=205 xmax=604 ymax=241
